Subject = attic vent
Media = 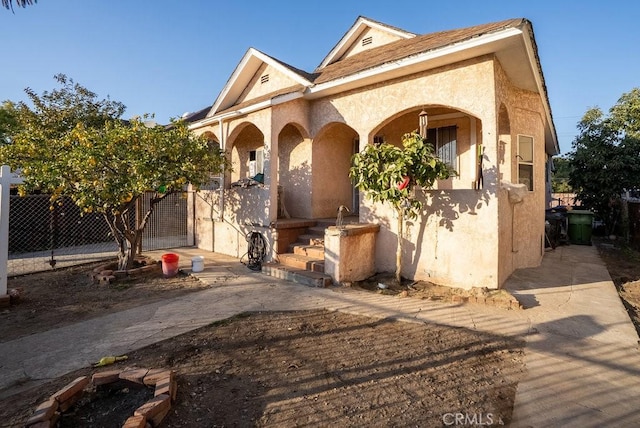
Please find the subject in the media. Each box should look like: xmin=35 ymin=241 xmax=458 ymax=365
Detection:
xmin=362 ymin=36 xmax=373 ymax=46
xmin=260 ymin=74 xmax=269 ymax=84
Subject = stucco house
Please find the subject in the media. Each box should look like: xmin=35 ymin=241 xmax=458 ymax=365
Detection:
xmin=185 ymin=16 xmax=559 ymax=290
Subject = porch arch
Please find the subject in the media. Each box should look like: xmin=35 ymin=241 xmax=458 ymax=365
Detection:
xmin=202 ymin=131 xmax=221 ymax=153
xmin=226 ymin=122 xmax=265 ymax=184
xmin=369 ymin=105 xmax=482 ymax=188
xmin=278 ymin=123 xmax=312 ymax=218
xmin=312 ymin=122 xmax=359 ymax=218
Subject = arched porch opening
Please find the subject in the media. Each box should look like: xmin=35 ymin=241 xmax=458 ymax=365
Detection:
xmin=278 ymin=123 xmax=312 ymax=219
xmin=202 ymin=131 xmax=221 ymax=152
xmin=312 ymin=122 xmax=358 ymax=218
xmin=371 ymin=106 xmax=482 ymax=189
xmin=226 ymin=123 xmax=265 ymax=185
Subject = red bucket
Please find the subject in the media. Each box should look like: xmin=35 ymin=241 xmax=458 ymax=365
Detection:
xmin=161 ymin=253 xmax=180 ymax=277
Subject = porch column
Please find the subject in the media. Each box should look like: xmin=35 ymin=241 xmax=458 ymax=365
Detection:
xmin=266 ymin=126 xmax=279 ymax=224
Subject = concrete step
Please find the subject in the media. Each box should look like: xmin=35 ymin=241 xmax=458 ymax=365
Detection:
xmin=262 ymin=263 xmax=332 ymax=288
xmin=296 ymin=234 xmax=324 ymax=246
xmin=291 ymin=244 xmax=325 ymax=259
xmin=278 ymin=253 xmax=324 ymax=273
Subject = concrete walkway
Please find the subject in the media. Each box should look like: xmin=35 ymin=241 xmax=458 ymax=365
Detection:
xmin=1 ymin=245 xmax=639 ymax=427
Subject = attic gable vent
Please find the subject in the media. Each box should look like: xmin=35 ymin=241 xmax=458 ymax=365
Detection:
xmin=260 ymin=74 xmax=269 ymax=84
xmin=362 ymin=36 xmax=373 ymax=46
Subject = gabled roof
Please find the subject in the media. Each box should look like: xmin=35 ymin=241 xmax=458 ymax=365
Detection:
xmin=314 ymin=18 xmax=524 ymax=84
xmin=317 ymin=15 xmax=416 ymax=70
xmin=194 ymin=16 xmax=557 ymax=154
xmin=208 ymin=48 xmax=314 ymax=118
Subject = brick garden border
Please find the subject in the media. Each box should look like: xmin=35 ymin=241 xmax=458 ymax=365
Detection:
xmin=91 ymin=256 xmax=162 ymax=285
xmin=25 ymin=367 xmax=177 ymax=428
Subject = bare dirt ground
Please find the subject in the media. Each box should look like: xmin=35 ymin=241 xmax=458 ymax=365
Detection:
xmin=353 ymin=273 xmax=521 ymax=309
xmin=0 ymin=260 xmax=527 ymax=427
xmin=0 ymin=260 xmax=209 ymax=343
xmin=595 ymin=237 xmax=640 ymax=336
xmin=3 ymin=240 xmax=640 ymax=427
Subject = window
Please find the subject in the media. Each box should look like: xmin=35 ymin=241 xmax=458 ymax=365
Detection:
xmin=373 ymin=135 xmax=385 ymax=145
xmin=426 ymin=126 xmax=457 ymax=171
xmin=249 ymin=148 xmax=264 ymax=178
xmin=518 ymin=135 xmax=534 ymax=191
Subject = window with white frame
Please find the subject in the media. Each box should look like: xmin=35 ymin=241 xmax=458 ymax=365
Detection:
xmin=518 ymin=135 xmax=534 ymax=191
xmin=248 ymin=147 xmax=264 ymax=178
xmin=427 ymin=126 xmax=457 ymax=171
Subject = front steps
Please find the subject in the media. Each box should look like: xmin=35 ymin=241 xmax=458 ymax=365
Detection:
xmin=262 ymin=219 xmax=334 ymax=287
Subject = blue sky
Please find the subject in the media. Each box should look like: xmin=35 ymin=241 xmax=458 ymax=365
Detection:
xmin=1 ymin=1 xmax=638 ymax=155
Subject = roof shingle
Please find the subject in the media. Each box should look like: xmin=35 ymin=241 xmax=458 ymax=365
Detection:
xmin=313 ymin=18 xmax=525 ymax=84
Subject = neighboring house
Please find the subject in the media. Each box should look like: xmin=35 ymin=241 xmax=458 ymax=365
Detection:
xmin=186 ymin=16 xmax=559 ymax=289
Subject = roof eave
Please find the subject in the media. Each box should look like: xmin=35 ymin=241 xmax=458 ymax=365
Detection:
xmin=520 ymin=21 xmax=560 ymax=155
xmin=208 ymin=48 xmax=313 ymax=117
xmin=308 ymin=27 xmax=525 ymax=97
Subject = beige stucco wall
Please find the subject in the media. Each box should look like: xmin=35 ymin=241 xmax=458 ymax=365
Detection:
xmin=194 ymin=186 xmax=272 ymax=258
xmin=237 ymin=63 xmax=300 ymax=104
xmin=494 ymin=61 xmax=547 ymax=285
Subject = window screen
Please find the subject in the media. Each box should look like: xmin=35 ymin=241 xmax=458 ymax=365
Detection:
xmin=427 ymin=126 xmax=457 ymax=170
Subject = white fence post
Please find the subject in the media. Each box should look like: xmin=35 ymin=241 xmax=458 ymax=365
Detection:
xmin=0 ymin=165 xmax=24 ymax=296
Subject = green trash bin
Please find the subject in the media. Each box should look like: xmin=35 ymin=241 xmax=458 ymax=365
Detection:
xmin=567 ymin=210 xmax=594 ymax=245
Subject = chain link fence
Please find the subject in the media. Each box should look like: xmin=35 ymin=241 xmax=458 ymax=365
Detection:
xmin=8 ymin=192 xmax=190 ymax=277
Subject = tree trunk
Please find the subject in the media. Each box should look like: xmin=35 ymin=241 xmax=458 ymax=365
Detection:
xmin=396 ymin=207 xmax=403 ymax=284
xmin=118 ymin=229 xmax=144 ymax=271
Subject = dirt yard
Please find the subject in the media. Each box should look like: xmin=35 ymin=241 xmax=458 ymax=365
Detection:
xmin=1 ymin=260 xmax=527 ymax=427
xmin=3 ymin=240 xmax=639 ymax=428
xmin=595 ymin=238 xmax=640 ymax=336
xmin=0 ymin=260 xmax=209 ymax=343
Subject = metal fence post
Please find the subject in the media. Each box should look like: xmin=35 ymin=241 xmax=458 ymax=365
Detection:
xmin=136 ymin=197 xmax=143 ymax=255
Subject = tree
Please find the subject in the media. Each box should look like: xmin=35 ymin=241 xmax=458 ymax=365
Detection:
xmin=568 ymin=89 xmax=640 ymax=233
xmin=0 ymin=101 xmax=19 ymax=144
xmin=551 ymin=156 xmax=572 ymax=193
xmin=350 ymin=132 xmax=453 ymax=283
xmin=0 ymin=75 xmax=228 ymax=270
xmin=2 ymin=0 xmax=36 ymax=11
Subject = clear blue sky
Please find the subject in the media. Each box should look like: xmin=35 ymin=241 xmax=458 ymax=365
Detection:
xmin=1 ymin=0 xmax=638 ymax=155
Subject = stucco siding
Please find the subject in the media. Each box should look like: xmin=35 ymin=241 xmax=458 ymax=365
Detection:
xmin=361 ymin=187 xmax=500 ymax=290
xmin=194 ymin=187 xmax=273 ymax=259
xmin=495 ymin=60 xmax=547 ymax=280
xmin=237 ymin=63 xmax=301 ymax=105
